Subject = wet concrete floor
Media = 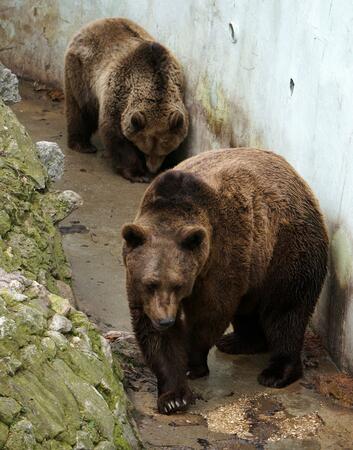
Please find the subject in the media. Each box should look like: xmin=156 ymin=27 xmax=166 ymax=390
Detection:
xmin=11 ymin=81 xmax=353 ymax=449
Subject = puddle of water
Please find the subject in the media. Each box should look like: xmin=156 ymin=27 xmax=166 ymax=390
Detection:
xmin=59 ymin=224 xmax=89 ymax=234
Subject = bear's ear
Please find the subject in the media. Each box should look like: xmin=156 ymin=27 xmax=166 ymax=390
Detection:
xmin=122 ymin=224 xmax=147 ymax=249
xmin=130 ymin=111 xmax=146 ymax=132
xmin=179 ymin=226 xmax=207 ymax=251
xmin=169 ymin=110 xmax=184 ymax=131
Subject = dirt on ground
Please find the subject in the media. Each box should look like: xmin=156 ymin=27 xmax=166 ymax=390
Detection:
xmin=11 ymin=80 xmax=353 ymax=450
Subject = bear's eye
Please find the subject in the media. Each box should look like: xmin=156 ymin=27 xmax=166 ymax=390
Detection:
xmin=172 ymin=284 xmax=183 ymax=293
xmin=145 ymin=282 xmax=159 ymax=293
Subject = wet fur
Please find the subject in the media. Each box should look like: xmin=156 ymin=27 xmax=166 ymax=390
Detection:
xmin=123 ymin=148 xmax=328 ymax=413
xmin=64 ymin=18 xmax=189 ymax=182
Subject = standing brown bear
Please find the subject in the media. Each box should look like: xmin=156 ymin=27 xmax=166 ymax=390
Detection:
xmin=122 ymin=148 xmax=328 ymax=414
xmin=64 ymin=18 xmax=189 ymax=182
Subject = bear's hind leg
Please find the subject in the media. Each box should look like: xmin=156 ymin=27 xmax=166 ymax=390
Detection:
xmin=185 ymin=323 xmax=216 ymax=379
xmin=66 ymin=98 xmax=97 ymax=153
xmin=216 ymin=314 xmax=268 ymax=355
xmin=66 ymin=97 xmax=97 ymax=154
xmin=187 ymin=346 xmax=210 ymax=380
xmin=258 ymin=303 xmax=309 ymax=388
xmin=65 ymin=53 xmax=97 ymax=154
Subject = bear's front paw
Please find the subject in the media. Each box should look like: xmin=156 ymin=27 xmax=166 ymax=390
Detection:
xmin=70 ymin=143 xmax=98 ymax=154
xmin=117 ymin=168 xmax=152 ymax=183
xmin=157 ymin=386 xmax=194 ymax=415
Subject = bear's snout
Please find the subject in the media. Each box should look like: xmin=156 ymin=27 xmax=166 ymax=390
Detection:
xmin=146 ymin=153 xmax=168 ymax=173
xmin=150 ymin=316 xmax=176 ymax=332
xmin=144 ymin=292 xmax=179 ymax=331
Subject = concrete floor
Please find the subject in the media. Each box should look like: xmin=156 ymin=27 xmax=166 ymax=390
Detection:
xmin=12 ymin=81 xmax=353 ymax=450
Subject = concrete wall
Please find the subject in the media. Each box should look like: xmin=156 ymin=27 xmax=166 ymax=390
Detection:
xmin=1 ymin=0 xmax=353 ymax=372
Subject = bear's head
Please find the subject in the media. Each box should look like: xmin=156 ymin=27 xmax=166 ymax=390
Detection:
xmin=121 ymin=105 xmax=189 ymax=174
xmin=122 ymin=221 xmax=209 ymax=331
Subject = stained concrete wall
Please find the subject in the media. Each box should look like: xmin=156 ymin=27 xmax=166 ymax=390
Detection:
xmin=1 ymin=0 xmax=353 ymax=373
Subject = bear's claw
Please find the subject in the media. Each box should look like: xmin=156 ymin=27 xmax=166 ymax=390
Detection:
xmin=157 ymin=387 xmax=194 ymax=415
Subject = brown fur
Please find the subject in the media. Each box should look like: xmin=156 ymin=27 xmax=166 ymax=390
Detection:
xmin=64 ymin=18 xmax=189 ymax=182
xmin=122 ymin=148 xmax=328 ymax=414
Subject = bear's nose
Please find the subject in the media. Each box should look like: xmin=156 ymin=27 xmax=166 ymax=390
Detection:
xmin=158 ymin=317 xmax=175 ymax=328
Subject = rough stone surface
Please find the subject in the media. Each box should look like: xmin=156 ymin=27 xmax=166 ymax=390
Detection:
xmin=0 ymin=269 xmax=142 ymax=449
xmin=35 ymin=140 xmax=65 ymax=182
xmin=40 ymin=190 xmax=83 ymax=225
xmin=0 ymin=99 xmax=70 ymax=292
xmin=0 ymin=100 xmax=142 ymax=449
xmin=0 ymin=62 xmax=21 ymax=104
xmin=49 ymin=293 xmax=72 ymax=316
xmin=58 ymin=190 xmax=83 ymax=212
xmin=49 ymin=313 xmax=73 ymax=333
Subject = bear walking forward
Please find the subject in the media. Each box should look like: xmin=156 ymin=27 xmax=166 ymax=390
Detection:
xmin=64 ymin=18 xmax=189 ymax=182
xmin=122 ymin=148 xmax=328 ymax=414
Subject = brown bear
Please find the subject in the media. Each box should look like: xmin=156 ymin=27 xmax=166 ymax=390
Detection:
xmin=64 ymin=18 xmax=189 ymax=182
xmin=122 ymin=148 xmax=328 ymax=414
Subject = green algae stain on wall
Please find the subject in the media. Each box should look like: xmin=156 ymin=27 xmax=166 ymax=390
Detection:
xmin=195 ymin=75 xmax=230 ymax=140
xmin=194 ymin=74 xmax=261 ymax=150
xmin=331 ymin=227 xmax=353 ymax=290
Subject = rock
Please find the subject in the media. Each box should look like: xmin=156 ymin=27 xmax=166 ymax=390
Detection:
xmin=0 ymin=397 xmax=21 ymax=424
xmin=0 ymin=316 xmax=17 ymax=338
xmin=40 ymin=336 xmax=57 ymax=359
xmin=0 ymin=99 xmax=142 ymax=449
xmin=35 ymin=140 xmax=65 ymax=182
xmin=100 ymin=335 xmax=113 ymax=366
xmin=20 ymin=343 xmax=44 ymax=368
xmin=0 ymin=62 xmax=21 ymax=104
xmin=39 ymin=189 xmax=83 ymax=226
xmin=74 ymin=430 xmax=94 ymax=450
xmin=0 ymin=356 xmax=22 ymax=376
xmin=8 ymin=290 xmax=28 ymax=302
xmin=0 ymin=422 xmax=9 ymax=448
xmin=70 ymin=335 xmax=92 ymax=353
xmin=6 ymin=419 xmax=36 ymax=450
xmin=94 ymin=442 xmax=116 ymax=450
xmin=0 ymin=270 xmax=142 ymax=448
xmin=0 ymin=297 xmax=6 ymax=315
xmin=49 ymin=313 xmax=73 ymax=333
xmin=0 ymin=210 xmax=11 ymax=236
xmin=56 ymin=280 xmax=76 ymax=307
xmin=40 ymin=190 xmax=83 ymax=224
xmin=49 ymin=292 xmax=72 ymax=316
xmin=0 ymin=100 xmax=71 ymax=290
xmin=46 ymin=330 xmax=69 ymax=350
xmin=14 ymin=303 xmax=47 ymax=335
xmin=58 ymin=189 xmax=83 ymax=212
